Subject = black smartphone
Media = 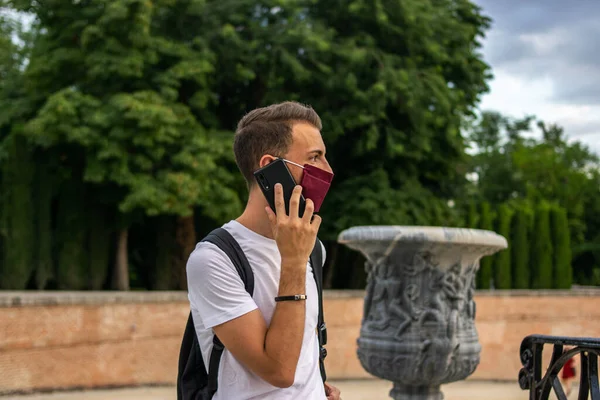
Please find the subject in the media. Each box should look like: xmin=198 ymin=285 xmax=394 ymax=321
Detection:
xmin=253 ymin=158 xmax=306 ymax=217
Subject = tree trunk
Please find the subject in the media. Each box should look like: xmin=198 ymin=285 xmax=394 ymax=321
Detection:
xmin=113 ymin=228 xmax=129 ymax=290
xmin=56 ymin=176 xmax=88 ymax=290
xmin=153 ymin=216 xmax=175 ymax=290
xmin=34 ymin=162 xmax=54 ymax=290
xmin=88 ymin=205 xmax=111 ymax=290
xmin=173 ymin=213 xmax=196 ymax=290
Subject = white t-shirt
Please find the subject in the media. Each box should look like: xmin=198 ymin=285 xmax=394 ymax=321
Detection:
xmin=186 ymin=220 xmax=327 ymax=400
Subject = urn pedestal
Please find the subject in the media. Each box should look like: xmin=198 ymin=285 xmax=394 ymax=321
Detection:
xmin=338 ymin=226 xmax=507 ymax=400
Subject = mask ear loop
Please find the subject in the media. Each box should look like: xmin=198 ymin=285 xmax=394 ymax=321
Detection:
xmin=280 ymin=158 xmax=305 ymax=170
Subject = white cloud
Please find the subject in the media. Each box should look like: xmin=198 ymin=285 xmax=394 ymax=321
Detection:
xmin=480 ymin=71 xmax=600 ymax=153
xmin=475 ymin=1 xmax=600 ymax=154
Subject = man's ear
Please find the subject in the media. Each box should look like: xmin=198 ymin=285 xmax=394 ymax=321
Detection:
xmin=258 ymin=154 xmax=277 ymax=169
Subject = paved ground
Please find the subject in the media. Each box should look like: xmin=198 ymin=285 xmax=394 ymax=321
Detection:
xmin=1 ymin=380 xmax=541 ymax=400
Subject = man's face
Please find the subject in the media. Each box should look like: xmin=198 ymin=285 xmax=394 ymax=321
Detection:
xmin=282 ymin=122 xmax=333 ymax=184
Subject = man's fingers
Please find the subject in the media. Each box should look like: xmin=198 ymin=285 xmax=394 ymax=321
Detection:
xmin=302 ymin=198 xmax=315 ymax=222
xmin=288 ymin=185 xmax=302 ymax=218
xmin=311 ymin=214 xmax=322 ymax=230
xmin=324 ymin=382 xmax=341 ymax=400
xmin=273 ymin=183 xmax=286 ymax=217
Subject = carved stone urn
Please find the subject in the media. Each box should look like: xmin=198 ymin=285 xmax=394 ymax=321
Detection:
xmin=338 ymin=226 xmax=507 ymax=400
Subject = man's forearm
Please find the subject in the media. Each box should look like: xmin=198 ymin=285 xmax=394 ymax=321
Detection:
xmin=263 ymin=259 xmax=307 ymax=384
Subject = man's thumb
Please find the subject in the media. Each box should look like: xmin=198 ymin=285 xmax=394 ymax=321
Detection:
xmin=265 ymin=206 xmax=276 ymax=226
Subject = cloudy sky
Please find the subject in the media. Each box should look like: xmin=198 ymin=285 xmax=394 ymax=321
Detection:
xmin=473 ymin=0 xmax=600 ymax=154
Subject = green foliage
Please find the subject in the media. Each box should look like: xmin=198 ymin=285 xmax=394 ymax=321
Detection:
xmin=190 ymin=0 xmax=492 ymax=239
xmin=531 ymin=202 xmax=553 ymax=289
xmin=326 ymin=171 xmax=462 ymax=234
xmin=10 ymin=0 xmax=243 ymax=220
xmin=493 ymin=204 xmax=512 ymax=289
xmin=466 ymin=111 xmax=600 ymax=286
xmin=477 ymin=201 xmax=494 ymax=289
xmin=511 ymin=206 xmax=531 ymax=289
xmin=551 ymin=206 xmax=572 ymax=289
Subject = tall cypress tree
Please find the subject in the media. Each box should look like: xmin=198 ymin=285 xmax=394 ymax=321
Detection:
xmin=0 ymin=134 xmax=36 ymax=289
xmin=467 ymin=202 xmax=479 ymax=229
xmin=550 ymin=206 xmax=572 ymax=289
xmin=511 ymin=207 xmax=531 ymax=289
xmin=33 ymin=161 xmax=54 ymax=289
xmin=532 ymin=203 xmax=553 ymax=289
xmin=56 ymin=178 xmax=88 ymax=290
xmin=493 ymin=204 xmax=512 ymax=289
xmin=477 ymin=201 xmax=494 ymax=289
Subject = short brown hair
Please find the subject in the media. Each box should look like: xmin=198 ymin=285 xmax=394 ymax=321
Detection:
xmin=233 ymin=101 xmax=322 ymax=187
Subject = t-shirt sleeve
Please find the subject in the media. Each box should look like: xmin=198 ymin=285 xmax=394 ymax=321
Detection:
xmin=186 ymin=242 xmax=258 ymax=329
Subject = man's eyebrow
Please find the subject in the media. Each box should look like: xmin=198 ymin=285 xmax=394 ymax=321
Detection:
xmin=308 ymin=149 xmax=324 ymax=156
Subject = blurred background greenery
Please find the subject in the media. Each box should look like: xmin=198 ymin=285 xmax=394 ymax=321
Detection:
xmin=0 ymin=0 xmax=598 ymax=291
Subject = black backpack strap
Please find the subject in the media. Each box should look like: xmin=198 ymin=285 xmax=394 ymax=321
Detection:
xmin=203 ymin=228 xmax=254 ymax=294
xmin=202 ymin=227 xmax=254 ymax=396
xmin=309 ymin=238 xmax=328 ymax=383
xmin=177 ymin=312 xmax=200 ymax=400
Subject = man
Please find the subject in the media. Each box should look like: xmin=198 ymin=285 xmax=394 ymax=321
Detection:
xmin=186 ymin=101 xmax=342 ymax=400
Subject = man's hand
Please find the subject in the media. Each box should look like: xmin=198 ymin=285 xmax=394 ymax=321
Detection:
xmin=325 ymin=382 xmax=342 ymax=400
xmin=265 ymin=184 xmax=320 ymax=265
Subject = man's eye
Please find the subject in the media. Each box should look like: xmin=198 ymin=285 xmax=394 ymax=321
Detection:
xmin=310 ymin=155 xmax=319 ymax=162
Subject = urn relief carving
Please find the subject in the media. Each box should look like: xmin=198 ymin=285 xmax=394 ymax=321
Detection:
xmin=338 ymin=226 xmax=507 ymax=400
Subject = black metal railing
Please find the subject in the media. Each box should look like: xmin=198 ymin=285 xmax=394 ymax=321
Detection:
xmin=519 ymin=334 xmax=600 ymax=400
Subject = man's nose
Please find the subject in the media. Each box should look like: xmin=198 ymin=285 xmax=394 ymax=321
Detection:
xmin=323 ymin=159 xmax=334 ymax=174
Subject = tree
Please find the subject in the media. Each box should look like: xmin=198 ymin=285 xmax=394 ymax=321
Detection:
xmin=477 ymin=201 xmax=494 ymax=289
xmin=551 ymin=206 xmax=572 ymax=289
xmin=466 ymin=111 xmax=535 ymax=204
xmin=511 ymin=206 xmax=531 ymax=289
xmin=11 ymin=0 xmax=244 ymax=289
xmin=0 ymin=8 xmax=38 ymax=289
xmin=493 ymin=204 xmax=512 ymax=289
xmin=531 ymin=202 xmax=553 ymax=289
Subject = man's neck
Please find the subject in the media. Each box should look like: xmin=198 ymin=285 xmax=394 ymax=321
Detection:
xmin=235 ymin=189 xmax=274 ymax=240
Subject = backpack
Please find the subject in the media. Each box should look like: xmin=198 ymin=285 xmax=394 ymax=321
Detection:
xmin=177 ymin=227 xmax=328 ymax=400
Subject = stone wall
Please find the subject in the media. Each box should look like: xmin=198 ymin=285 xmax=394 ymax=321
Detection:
xmin=1 ymin=289 xmax=599 ymax=394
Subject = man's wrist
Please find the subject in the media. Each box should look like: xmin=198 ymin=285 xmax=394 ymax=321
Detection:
xmin=280 ymin=255 xmax=308 ymax=267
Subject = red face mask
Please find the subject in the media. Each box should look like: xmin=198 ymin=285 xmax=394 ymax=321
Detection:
xmin=283 ymin=159 xmax=334 ymax=212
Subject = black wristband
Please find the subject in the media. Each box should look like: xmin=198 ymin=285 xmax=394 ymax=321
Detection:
xmin=275 ymin=294 xmax=307 ymax=302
